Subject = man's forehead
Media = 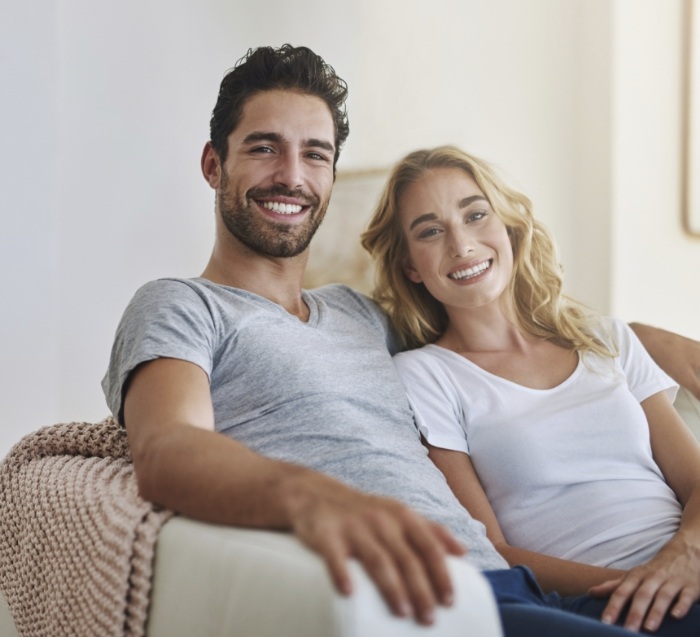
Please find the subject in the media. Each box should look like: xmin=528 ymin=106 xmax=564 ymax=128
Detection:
xmin=235 ymin=89 xmax=335 ymax=142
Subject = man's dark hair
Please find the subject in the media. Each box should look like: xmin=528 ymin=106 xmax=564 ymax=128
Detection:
xmin=210 ymin=44 xmax=349 ymax=172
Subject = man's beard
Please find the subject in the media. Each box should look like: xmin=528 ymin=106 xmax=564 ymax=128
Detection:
xmin=218 ymin=174 xmax=328 ymax=258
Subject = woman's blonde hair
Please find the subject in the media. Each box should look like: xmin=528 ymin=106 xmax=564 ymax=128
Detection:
xmin=361 ymin=145 xmax=613 ymax=357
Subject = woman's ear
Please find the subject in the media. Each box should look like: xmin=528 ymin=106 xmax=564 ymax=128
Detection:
xmin=403 ymin=259 xmax=423 ymax=284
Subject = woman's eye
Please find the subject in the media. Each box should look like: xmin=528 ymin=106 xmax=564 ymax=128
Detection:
xmin=468 ymin=210 xmax=488 ymax=222
xmin=418 ymin=228 xmax=440 ymax=239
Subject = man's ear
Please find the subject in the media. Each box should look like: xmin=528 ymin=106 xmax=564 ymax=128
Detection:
xmin=201 ymin=142 xmax=222 ymax=188
xmin=403 ymin=259 xmax=423 ymax=284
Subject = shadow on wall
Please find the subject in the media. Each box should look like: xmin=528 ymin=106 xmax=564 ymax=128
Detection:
xmin=303 ymin=169 xmax=388 ymax=294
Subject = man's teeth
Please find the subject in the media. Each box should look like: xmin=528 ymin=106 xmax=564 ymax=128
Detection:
xmin=449 ymin=261 xmax=490 ymax=280
xmin=261 ymin=201 xmax=303 ymax=215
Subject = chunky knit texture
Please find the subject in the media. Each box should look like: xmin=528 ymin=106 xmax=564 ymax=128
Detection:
xmin=0 ymin=418 xmax=173 ymax=636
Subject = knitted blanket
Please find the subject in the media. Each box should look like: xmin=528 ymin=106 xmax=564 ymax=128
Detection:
xmin=0 ymin=418 xmax=173 ymax=637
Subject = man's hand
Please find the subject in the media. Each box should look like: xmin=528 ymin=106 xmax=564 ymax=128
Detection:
xmin=590 ymin=538 xmax=700 ymax=632
xmin=284 ymin=476 xmax=466 ymax=626
xmin=630 ymin=324 xmax=700 ymax=400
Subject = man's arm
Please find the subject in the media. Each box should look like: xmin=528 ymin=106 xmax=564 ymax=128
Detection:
xmin=630 ymin=323 xmax=700 ymax=400
xmin=124 ymin=357 xmax=465 ymax=626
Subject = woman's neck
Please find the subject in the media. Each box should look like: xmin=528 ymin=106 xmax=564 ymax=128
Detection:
xmin=437 ymin=300 xmax=526 ymax=354
xmin=435 ymin=300 xmax=578 ymax=390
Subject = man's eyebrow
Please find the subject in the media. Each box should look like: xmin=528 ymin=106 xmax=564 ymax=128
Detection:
xmin=242 ymin=132 xmax=334 ymax=154
xmin=242 ymin=132 xmax=282 ymax=145
xmin=306 ymin=138 xmax=334 ymax=153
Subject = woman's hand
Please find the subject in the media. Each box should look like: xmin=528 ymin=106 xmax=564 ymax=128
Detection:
xmin=589 ymin=537 xmax=700 ymax=632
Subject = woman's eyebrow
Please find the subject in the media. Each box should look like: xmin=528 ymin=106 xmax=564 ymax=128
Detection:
xmin=409 ymin=213 xmax=438 ymax=231
xmin=459 ymin=195 xmax=488 ymax=208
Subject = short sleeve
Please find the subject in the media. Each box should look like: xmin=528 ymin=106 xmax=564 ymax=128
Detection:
xmin=608 ymin=318 xmax=678 ymax=404
xmin=101 ymin=279 xmax=217 ymax=423
xmin=393 ymin=350 xmax=470 ymax=454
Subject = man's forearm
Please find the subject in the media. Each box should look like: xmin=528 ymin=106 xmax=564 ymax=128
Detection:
xmin=129 ymin=419 xmax=326 ymax=529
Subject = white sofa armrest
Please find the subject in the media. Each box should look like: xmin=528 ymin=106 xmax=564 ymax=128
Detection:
xmin=0 ymin=590 xmax=19 ymax=637
xmin=675 ymin=386 xmax=700 ymax=440
xmin=146 ymin=516 xmax=502 ymax=637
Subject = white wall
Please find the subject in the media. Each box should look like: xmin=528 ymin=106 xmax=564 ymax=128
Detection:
xmin=1 ymin=0 xmax=61 ymax=448
xmin=1 ymin=0 xmax=698 ymax=457
xmin=610 ymin=0 xmax=700 ymax=335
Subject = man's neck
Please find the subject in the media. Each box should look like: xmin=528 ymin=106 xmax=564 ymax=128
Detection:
xmin=201 ymin=241 xmax=311 ymax=322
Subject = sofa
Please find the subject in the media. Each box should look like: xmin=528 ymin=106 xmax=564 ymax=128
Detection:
xmin=0 ymin=519 xmax=501 ymax=637
xmin=0 ymin=419 xmax=502 ymax=637
xmin=1 ymin=386 xmax=699 ymax=637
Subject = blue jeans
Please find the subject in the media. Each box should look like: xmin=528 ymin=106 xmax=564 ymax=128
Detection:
xmin=485 ymin=567 xmax=700 ymax=637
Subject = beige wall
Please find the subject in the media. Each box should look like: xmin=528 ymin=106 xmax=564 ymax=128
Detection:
xmin=1 ymin=0 xmax=697 ymax=456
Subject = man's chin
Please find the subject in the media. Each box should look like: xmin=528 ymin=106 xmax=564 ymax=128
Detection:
xmin=239 ymin=234 xmax=313 ymax=259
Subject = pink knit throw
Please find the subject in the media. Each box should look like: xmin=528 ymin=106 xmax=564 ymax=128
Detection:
xmin=0 ymin=418 xmax=173 ymax=637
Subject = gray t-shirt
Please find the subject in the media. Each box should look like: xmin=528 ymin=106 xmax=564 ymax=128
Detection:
xmin=102 ymin=278 xmax=507 ymax=571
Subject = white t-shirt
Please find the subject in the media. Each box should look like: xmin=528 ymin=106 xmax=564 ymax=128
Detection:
xmin=393 ymin=317 xmax=681 ymax=569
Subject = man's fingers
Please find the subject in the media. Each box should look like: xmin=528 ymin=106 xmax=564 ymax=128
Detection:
xmin=291 ymin=488 xmax=458 ymax=626
xmin=430 ymin=521 xmax=467 ymax=557
xmin=406 ymin=522 xmax=458 ymax=607
xmin=353 ymin=510 xmax=456 ymax=625
xmin=390 ymin=538 xmax=440 ymax=624
xmin=359 ymin=511 xmax=446 ymax=625
xmin=315 ymin=534 xmax=354 ymax=596
xmin=353 ymin=530 xmax=416 ymax=620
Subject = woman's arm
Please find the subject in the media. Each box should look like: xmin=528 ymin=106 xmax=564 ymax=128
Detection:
xmin=630 ymin=323 xmax=700 ymax=400
xmin=425 ymin=443 xmax=623 ymax=595
xmin=590 ymin=390 xmax=700 ymax=632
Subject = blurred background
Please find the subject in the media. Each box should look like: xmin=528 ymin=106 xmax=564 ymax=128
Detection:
xmin=1 ymin=0 xmax=698 ymax=457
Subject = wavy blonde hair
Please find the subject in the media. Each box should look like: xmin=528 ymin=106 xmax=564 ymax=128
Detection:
xmin=361 ymin=146 xmax=613 ymax=357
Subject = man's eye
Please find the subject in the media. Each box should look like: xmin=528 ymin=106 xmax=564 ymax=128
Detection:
xmin=251 ymin=146 xmax=274 ymax=154
xmin=307 ymin=152 xmax=330 ymax=162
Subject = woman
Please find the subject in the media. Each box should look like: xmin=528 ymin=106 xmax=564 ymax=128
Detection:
xmin=361 ymin=145 xmax=700 ymax=634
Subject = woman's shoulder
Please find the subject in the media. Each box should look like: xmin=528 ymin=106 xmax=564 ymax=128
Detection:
xmin=394 ymin=344 xmax=449 ymax=375
xmin=588 ymin=316 xmax=636 ymax=352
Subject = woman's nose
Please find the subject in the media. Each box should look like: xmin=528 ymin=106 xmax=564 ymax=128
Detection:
xmin=449 ymin=229 xmax=475 ymax=258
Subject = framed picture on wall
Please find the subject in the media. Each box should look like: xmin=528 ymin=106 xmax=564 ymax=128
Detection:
xmin=684 ymin=0 xmax=700 ymax=236
xmin=303 ymin=168 xmax=389 ymax=294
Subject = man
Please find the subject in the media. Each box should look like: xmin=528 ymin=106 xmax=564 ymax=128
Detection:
xmin=103 ymin=44 xmax=700 ymax=635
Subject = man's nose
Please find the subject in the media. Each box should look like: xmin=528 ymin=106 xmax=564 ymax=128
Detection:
xmin=273 ymin=153 xmax=304 ymax=190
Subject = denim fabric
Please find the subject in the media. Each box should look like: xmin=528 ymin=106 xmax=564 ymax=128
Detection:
xmin=484 ymin=567 xmax=700 ymax=637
